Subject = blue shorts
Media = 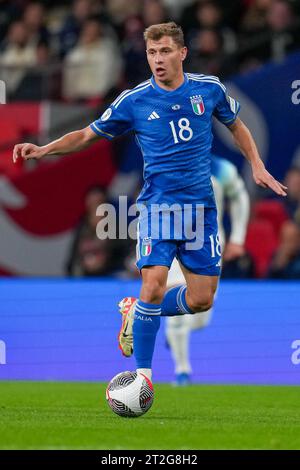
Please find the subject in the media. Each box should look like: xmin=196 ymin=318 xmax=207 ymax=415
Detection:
xmin=136 ymin=206 xmax=221 ymax=276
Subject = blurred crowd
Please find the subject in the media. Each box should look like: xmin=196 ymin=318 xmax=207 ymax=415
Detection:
xmin=0 ymin=0 xmax=300 ymax=101
xmin=66 ymin=168 xmax=300 ymax=280
xmin=1 ymin=0 xmax=300 ymax=280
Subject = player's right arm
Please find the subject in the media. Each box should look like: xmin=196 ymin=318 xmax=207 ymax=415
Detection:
xmin=13 ymin=88 xmax=134 ymax=163
xmin=13 ymin=126 xmax=99 ymax=163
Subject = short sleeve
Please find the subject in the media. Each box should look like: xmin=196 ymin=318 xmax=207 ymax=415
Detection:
xmin=90 ymin=90 xmax=134 ymax=140
xmin=213 ymin=81 xmax=240 ymax=126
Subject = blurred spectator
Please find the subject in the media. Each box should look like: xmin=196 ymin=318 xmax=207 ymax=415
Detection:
xmin=182 ymin=0 xmax=222 ymax=41
xmin=240 ymin=0 xmax=272 ymax=35
xmin=283 ymin=166 xmax=300 ymax=224
xmin=106 ymin=0 xmax=140 ymax=28
xmin=268 ymin=220 xmax=300 ymax=278
xmin=161 ymin=0 xmax=195 ymax=20
xmin=238 ymin=0 xmax=270 ymax=70
xmin=1 ymin=0 xmax=299 ymax=100
xmin=0 ymin=20 xmax=37 ymax=97
xmin=142 ymin=0 xmax=169 ymax=27
xmin=121 ymin=182 xmax=142 ymax=279
xmin=221 ymin=253 xmax=255 ymax=278
xmin=0 ymin=0 xmax=22 ymax=45
xmin=66 ymin=186 xmax=125 ymax=277
xmin=22 ymin=2 xmax=50 ymax=47
xmin=180 ymin=0 xmax=211 ymax=32
xmin=123 ymin=243 xmax=140 ymax=279
xmin=13 ymin=41 xmax=54 ymax=100
xmin=196 ymin=0 xmax=222 ymax=28
xmin=120 ymin=0 xmax=169 ymax=86
xmin=181 ymin=0 xmax=237 ymax=68
xmin=215 ymin=0 xmax=244 ymax=31
xmin=239 ymin=0 xmax=300 ymax=71
xmin=266 ymin=0 xmax=300 ymax=61
xmin=63 ymin=17 xmax=122 ymax=100
xmin=186 ymin=28 xmax=235 ymax=77
xmin=59 ymin=0 xmax=95 ymax=57
xmin=122 ymin=15 xmax=149 ymax=86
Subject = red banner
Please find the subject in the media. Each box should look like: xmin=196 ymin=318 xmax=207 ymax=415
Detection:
xmin=0 ymin=139 xmax=116 ymax=276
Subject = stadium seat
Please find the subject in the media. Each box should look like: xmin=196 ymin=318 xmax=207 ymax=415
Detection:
xmin=253 ymin=200 xmax=289 ymax=241
xmin=245 ymin=219 xmax=278 ymax=278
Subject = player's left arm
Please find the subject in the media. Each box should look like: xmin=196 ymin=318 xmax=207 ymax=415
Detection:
xmin=228 ymin=117 xmax=287 ymax=196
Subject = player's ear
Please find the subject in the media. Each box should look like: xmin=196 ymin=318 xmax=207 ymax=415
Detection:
xmin=181 ymin=46 xmax=188 ymax=61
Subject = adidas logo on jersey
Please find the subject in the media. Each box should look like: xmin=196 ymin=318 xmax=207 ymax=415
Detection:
xmin=148 ymin=112 xmax=160 ymax=120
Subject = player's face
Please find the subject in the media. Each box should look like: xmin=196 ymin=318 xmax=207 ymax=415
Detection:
xmin=146 ymin=36 xmax=187 ymax=85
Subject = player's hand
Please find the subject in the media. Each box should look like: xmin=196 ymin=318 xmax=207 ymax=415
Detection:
xmin=223 ymin=242 xmax=245 ymax=262
xmin=13 ymin=143 xmax=45 ymax=163
xmin=252 ymin=162 xmax=287 ymax=196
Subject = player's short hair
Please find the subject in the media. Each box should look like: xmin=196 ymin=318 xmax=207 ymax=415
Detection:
xmin=144 ymin=22 xmax=185 ymax=48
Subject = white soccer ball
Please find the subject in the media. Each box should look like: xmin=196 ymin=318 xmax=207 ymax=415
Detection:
xmin=106 ymin=371 xmax=154 ymax=418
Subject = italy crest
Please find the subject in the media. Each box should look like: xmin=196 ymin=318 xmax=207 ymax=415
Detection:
xmin=190 ymin=95 xmax=205 ymax=115
xmin=142 ymin=237 xmax=152 ymax=256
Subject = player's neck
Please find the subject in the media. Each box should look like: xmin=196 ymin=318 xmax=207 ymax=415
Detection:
xmin=154 ymin=72 xmax=185 ymax=91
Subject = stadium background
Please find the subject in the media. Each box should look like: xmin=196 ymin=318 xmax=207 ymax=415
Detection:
xmin=0 ymin=0 xmax=300 ymax=450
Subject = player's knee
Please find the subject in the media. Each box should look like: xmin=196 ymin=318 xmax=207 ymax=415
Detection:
xmin=141 ymin=280 xmax=165 ymax=304
xmin=188 ymin=292 xmax=214 ymax=313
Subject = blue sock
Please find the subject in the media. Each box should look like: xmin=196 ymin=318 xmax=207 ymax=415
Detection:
xmin=133 ymin=300 xmax=161 ymax=369
xmin=161 ymin=285 xmax=194 ymax=316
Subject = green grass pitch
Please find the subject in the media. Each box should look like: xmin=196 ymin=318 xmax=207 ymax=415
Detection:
xmin=1 ymin=381 xmax=300 ymax=450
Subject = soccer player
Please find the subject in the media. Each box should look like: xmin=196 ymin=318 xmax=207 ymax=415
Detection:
xmin=13 ymin=22 xmax=287 ymax=384
xmin=166 ymin=155 xmax=250 ymax=385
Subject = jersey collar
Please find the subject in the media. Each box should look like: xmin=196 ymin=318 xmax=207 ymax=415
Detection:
xmin=150 ymin=73 xmax=189 ymax=95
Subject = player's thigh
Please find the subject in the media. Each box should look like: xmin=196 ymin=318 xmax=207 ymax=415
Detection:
xmin=136 ymin=236 xmax=177 ymax=272
xmin=137 ymin=238 xmax=177 ymax=302
xmin=136 ymin=211 xmax=178 ymax=270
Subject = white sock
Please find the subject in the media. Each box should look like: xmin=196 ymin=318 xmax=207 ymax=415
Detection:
xmin=166 ymin=316 xmax=191 ymax=374
xmin=137 ymin=368 xmax=152 ymax=381
xmin=166 ymin=308 xmax=214 ymax=375
xmin=187 ymin=308 xmax=213 ymax=330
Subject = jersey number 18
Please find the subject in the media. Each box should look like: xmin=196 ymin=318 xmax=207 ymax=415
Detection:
xmin=169 ymin=118 xmax=193 ymax=143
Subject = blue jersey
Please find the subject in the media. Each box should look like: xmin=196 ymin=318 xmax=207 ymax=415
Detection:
xmin=90 ymin=73 xmax=240 ymax=208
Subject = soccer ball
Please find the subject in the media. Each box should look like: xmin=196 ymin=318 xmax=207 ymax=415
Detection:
xmin=106 ymin=371 xmax=154 ymax=418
